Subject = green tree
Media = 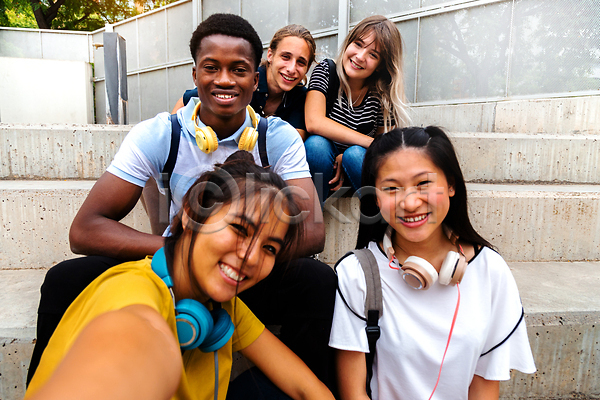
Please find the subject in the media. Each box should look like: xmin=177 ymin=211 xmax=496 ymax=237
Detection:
xmin=0 ymin=0 xmax=9 ymax=26
xmin=2 ymin=0 xmax=177 ymax=31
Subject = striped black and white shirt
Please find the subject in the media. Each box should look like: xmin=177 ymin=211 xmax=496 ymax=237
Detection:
xmin=308 ymin=59 xmax=384 ymax=151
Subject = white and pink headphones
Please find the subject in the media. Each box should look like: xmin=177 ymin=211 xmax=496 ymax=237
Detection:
xmin=382 ymin=225 xmax=467 ymax=290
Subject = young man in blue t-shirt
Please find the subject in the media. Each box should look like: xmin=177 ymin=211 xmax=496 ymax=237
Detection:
xmin=28 ymin=13 xmax=337 ymax=395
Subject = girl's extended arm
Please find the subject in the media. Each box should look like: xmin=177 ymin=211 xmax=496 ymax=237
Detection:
xmin=26 ymin=305 xmax=182 ymax=400
xmin=335 ymin=349 xmax=371 ymax=400
xmin=240 ymin=329 xmax=335 ymax=400
xmin=468 ymin=375 xmax=499 ymax=400
xmin=304 ymin=90 xmax=373 ymax=148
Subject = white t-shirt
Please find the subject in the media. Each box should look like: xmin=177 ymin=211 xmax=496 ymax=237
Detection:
xmin=107 ymin=98 xmax=310 ymax=221
xmin=330 ymin=241 xmax=536 ymax=400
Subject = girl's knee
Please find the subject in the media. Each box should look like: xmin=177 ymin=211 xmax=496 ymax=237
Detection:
xmin=305 ymin=135 xmax=333 ymax=151
xmin=342 ymin=146 xmax=366 ymax=167
xmin=305 ymin=135 xmax=336 ymax=163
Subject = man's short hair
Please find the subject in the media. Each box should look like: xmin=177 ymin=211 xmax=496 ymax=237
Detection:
xmin=189 ymin=13 xmax=263 ymax=70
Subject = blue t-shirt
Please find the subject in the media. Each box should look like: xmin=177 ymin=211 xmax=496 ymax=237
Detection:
xmin=107 ymin=98 xmax=310 ymax=221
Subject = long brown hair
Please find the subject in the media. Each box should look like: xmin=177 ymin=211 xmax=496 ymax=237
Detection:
xmin=335 ymin=15 xmax=410 ymax=130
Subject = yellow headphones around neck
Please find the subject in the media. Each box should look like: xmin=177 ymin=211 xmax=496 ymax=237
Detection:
xmin=191 ymin=101 xmax=260 ymax=154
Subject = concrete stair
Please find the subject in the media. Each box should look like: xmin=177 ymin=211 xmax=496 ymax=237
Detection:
xmin=1 ymin=95 xmax=600 ymax=399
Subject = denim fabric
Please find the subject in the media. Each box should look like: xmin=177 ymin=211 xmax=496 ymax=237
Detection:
xmin=305 ymin=135 xmax=366 ymax=202
xmin=341 ymin=145 xmax=367 ymax=191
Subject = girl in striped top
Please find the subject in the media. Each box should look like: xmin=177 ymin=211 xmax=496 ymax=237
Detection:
xmin=304 ymin=15 xmax=410 ymax=201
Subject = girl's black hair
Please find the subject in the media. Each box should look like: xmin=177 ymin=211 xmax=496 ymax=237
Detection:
xmin=356 ymin=126 xmax=492 ymax=250
xmin=164 ymin=150 xmax=302 ymax=297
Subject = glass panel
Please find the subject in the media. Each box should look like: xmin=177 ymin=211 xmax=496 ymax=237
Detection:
xmin=115 ymin=22 xmax=139 ymax=71
xmin=0 ymin=30 xmax=41 ymax=58
xmin=95 ymin=80 xmax=107 ymax=124
xmin=509 ymin=0 xmax=600 ymax=96
xmin=167 ymin=2 xmax=194 ymax=63
xmin=417 ymin=2 xmax=511 ymax=102
xmin=290 ymin=0 xmax=337 ymax=31
xmin=241 ymin=0 xmax=287 ymax=44
xmin=397 ymin=20 xmax=418 ymax=103
xmin=314 ymin=34 xmax=339 ymax=63
xmin=138 ymin=11 xmax=167 ymax=69
xmin=41 ymin=32 xmax=89 ymax=62
xmin=92 ymin=31 xmax=105 ymax=79
xmin=203 ymin=0 xmax=240 ymax=17
xmin=350 ymin=0 xmax=419 ymax=24
xmin=139 ymin=69 xmax=168 ymax=121
xmin=127 ymin=74 xmax=141 ymax=124
xmin=168 ymin=64 xmax=195 ymax=111
xmin=421 ymin=0 xmax=451 ymax=7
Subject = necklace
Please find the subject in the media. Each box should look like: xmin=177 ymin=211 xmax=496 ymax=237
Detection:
xmin=351 ymin=86 xmax=367 ymax=107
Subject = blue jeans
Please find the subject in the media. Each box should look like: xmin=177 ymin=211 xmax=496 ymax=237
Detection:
xmin=304 ymin=135 xmax=366 ymax=202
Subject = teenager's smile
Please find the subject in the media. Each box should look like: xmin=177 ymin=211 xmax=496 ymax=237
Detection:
xmin=267 ymin=36 xmax=310 ymax=93
xmin=212 ymin=90 xmax=239 ymax=105
xmin=219 ymin=261 xmax=246 ymax=283
xmin=343 ymin=30 xmax=381 ymax=82
xmin=193 ymin=34 xmax=259 ymax=134
xmin=399 ymin=212 xmax=430 ymax=226
xmin=375 ymin=148 xmax=454 ymax=245
xmin=174 ymin=198 xmax=289 ymax=305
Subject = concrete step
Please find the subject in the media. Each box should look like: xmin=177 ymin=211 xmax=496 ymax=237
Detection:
xmin=2 ymin=262 xmax=598 ymax=400
xmin=2 ymin=182 xmax=599 ymax=269
xmin=2 ymin=123 xmax=599 ymax=184
xmin=450 ymin=132 xmax=600 ymax=184
xmin=501 ymin=261 xmax=600 ymax=399
xmin=319 ymin=184 xmax=600 ymax=264
xmin=412 ymin=94 xmax=600 ymax=135
xmin=0 ymin=123 xmax=130 ymax=180
xmin=0 ymin=180 xmax=151 ymax=270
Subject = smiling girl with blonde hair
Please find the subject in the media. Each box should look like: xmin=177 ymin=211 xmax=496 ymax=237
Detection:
xmin=304 ymin=15 xmax=410 ymax=201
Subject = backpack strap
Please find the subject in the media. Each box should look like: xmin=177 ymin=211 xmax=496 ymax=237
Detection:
xmin=161 ymin=113 xmax=181 ymax=211
xmin=162 ymin=113 xmax=268 ymax=200
xmin=351 ymin=249 xmax=382 ymax=398
xmin=325 ymin=58 xmax=340 ymax=116
xmin=257 ymin=115 xmax=269 ymax=168
xmin=335 ymin=249 xmax=382 ymax=398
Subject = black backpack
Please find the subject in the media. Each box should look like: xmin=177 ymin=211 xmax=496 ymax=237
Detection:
xmin=325 ymin=58 xmax=341 ymax=117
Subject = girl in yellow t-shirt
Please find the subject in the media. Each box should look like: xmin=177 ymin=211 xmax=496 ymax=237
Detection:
xmin=26 ymin=151 xmax=334 ymax=400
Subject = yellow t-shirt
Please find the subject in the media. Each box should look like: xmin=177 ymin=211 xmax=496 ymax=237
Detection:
xmin=26 ymin=256 xmax=265 ymax=400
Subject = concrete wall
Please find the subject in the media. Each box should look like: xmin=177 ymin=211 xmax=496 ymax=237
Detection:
xmin=0 ymin=57 xmax=94 ymax=124
xmin=0 ymin=124 xmax=130 ymax=179
xmin=410 ymin=95 xmax=600 ymax=135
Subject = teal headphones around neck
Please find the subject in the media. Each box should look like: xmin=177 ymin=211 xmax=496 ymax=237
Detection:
xmin=151 ymin=248 xmax=235 ymax=352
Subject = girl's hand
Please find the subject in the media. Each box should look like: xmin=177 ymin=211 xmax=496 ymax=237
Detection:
xmin=329 ymin=154 xmax=345 ymax=191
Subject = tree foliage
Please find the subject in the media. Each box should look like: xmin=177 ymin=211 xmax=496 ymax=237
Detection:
xmin=1 ymin=0 xmax=178 ymax=31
